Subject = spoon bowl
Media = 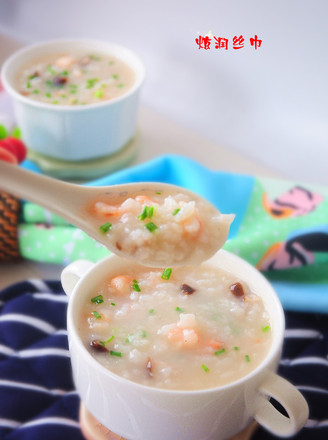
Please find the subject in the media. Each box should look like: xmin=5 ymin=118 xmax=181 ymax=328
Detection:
xmin=0 ymin=162 xmax=233 ymax=266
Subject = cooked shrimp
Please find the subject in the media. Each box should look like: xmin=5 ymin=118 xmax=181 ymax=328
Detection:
xmin=55 ymin=56 xmax=76 ymax=69
xmin=94 ymin=201 xmax=121 ymax=217
xmin=110 ymin=275 xmax=133 ymax=295
xmin=87 ymin=309 xmax=111 ymax=333
xmin=182 ymin=215 xmax=202 ymax=235
xmin=135 ymin=195 xmax=158 ymax=207
xmin=167 ymin=327 xmax=199 ymax=348
xmin=205 ymin=338 xmax=225 ymax=351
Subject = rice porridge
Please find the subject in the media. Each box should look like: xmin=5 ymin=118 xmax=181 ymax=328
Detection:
xmin=16 ymin=51 xmax=135 ymax=106
xmin=92 ymin=192 xmax=234 ymax=267
xmin=79 ymin=263 xmax=272 ymax=390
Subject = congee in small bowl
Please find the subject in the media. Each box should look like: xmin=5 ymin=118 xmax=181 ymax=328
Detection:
xmin=1 ymin=39 xmax=145 ymax=161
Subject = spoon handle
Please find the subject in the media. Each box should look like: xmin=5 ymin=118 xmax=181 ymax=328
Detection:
xmin=0 ymin=161 xmax=83 ymax=223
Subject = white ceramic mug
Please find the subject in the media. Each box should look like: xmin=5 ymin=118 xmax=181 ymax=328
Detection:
xmin=61 ymin=250 xmax=309 ymax=440
xmin=1 ymin=39 xmax=145 ymax=161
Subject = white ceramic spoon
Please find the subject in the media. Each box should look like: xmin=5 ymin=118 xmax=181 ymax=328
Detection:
xmin=0 ymin=161 xmax=233 ymax=267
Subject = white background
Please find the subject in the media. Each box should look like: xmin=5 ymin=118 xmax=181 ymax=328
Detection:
xmin=0 ymin=0 xmax=327 ymax=184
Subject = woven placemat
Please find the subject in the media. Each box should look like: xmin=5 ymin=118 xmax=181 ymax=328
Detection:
xmin=0 ymin=191 xmax=20 ymax=261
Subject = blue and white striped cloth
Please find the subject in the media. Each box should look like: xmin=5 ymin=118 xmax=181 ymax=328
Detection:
xmin=0 ymin=280 xmax=327 ymax=440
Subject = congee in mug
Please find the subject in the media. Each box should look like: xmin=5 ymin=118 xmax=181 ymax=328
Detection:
xmin=15 ymin=51 xmax=135 ymax=106
xmin=80 ymin=262 xmax=272 ymax=390
xmin=64 ymin=251 xmax=308 ymax=440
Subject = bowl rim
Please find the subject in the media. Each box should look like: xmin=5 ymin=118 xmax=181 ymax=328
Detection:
xmin=66 ymin=249 xmax=286 ymax=396
xmin=1 ymin=38 xmax=146 ymax=112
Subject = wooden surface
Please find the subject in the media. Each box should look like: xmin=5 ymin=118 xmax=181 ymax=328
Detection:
xmin=79 ymin=403 xmax=258 ymax=440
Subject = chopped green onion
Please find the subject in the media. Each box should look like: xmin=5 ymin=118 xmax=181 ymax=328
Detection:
xmin=26 ymin=81 xmax=31 ymax=89
xmin=60 ymin=94 xmax=67 ymax=98
xmin=92 ymin=311 xmax=101 ymax=319
xmin=46 ymin=80 xmax=55 ymax=88
xmin=214 ymin=348 xmax=226 ymax=356
xmin=110 ymin=350 xmax=122 ymax=357
xmin=33 ymin=89 xmax=39 ymax=94
xmin=262 ymin=326 xmax=271 ymax=332
xmin=99 ymin=222 xmax=112 ymax=233
xmin=145 ymin=222 xmax=158 ymax=233
xmin=111 ymin=302 xmax=116 ymax=306
xmin=146 ymin=207 xmax=155 ymax=219
xmin=28 ymin=73 xmax=38 ymax=80
xmin=60 ymin=70 xmax=69 ymax=76
xmin=155 ymin=192 xmax=161 ymax=195
xmin=132 ymin=279 xmax=141 ymax=292
xmin=94 ymin=89 xmax=104 ymax=98
xmin=47 ymin=65 xmax=57 ymax=75
xmin=141 ymin=330 xmax=147 ymax=338
xmin=90 ymin=55 xmax=101 ymax=61
xmin=233 ymin=346 xmax=239 ymax=351
xmin=175 ymin=306 xmax=184 ymax=313
xmin=117 ymin=83 xmax=124 ymax=88
xmin=125 ymin=334 xmax=132 ymax=343
xmin=149 ymin=308 xmax=155 ymax=314
xmin=245 ymin=354 xmax=251 ymax=362
xmin=112 ymin=74 xmax=119 ymax=80
xmin=100 ymin=335 xmax=114 ymax=346
xmin=138 ymin=206 xmax=154 ymax=221
xmin=52 ymin=100 xmax=59 ymax=104
xmin=201 ymin=364 xmax=210 ymax=372
xmin=161 ymin=268 xmax=172 ymax=280
xmin=91 ymin=294 xmax=104 ymax=304
xmin=172 ymin=208 xmax=180 ymax=216
xmin=108 ymin=60 xmax=115 ymax=65
xmin=86 ymin=78 xmax=99 ymax=88
xmin=45 ymin=92 xmax=52 ymax=98
xmin=69 ymin=84 xmax=78 ymax=93
xmin=146 ymin=206 xmax=154 ymax=219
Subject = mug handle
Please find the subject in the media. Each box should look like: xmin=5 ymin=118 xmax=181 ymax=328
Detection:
xmin=254 ymin=371 xmax=309 ymax=437
xmin=61 ymin=260 xmax=95 ymax=297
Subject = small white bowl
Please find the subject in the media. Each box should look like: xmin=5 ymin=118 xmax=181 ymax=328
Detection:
xmin=1 ymin=39 xmax=145 ymax=161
